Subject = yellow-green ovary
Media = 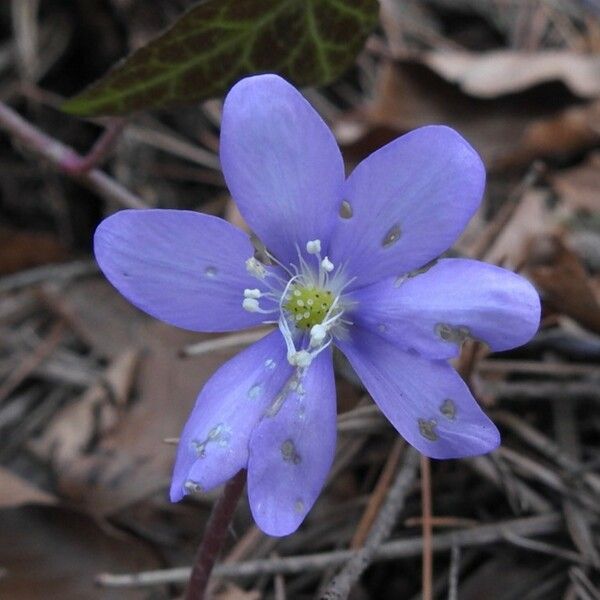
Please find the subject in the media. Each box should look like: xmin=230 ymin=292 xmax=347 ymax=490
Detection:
xmin=284 ymin=286 xmax=333 ymax=330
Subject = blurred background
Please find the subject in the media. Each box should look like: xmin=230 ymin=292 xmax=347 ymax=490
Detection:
xmin=0 ymin=1 xmax=600 ymax=598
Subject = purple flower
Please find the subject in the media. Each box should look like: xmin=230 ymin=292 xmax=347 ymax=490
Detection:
xmin=94 ymin=74 xmax=540 ymax=536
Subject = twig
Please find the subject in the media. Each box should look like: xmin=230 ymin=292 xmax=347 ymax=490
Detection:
xmin=0 ymin=101 xmax=146 ymax=208
xmin=319 ymin=446 xmax=420 ymax=600
xmin=0 ymin=320 xmax=64 ymax=403
xmin=61 ymin=118 xmax=126 ymax=175
xmin=181 ymin=329 xmax=270 ymax=357
xmin=350 ymin=439 xmax=404 ymax=548
xmin=480 ymin=379 xmax=600 ymax=402
xmin=96 ymin=513 xmax=563 ymax=587
xmin=0 ymin=258 xmax=97 ymax=295
xmin=185 ymin=470 xmax=247 ymax=600
xmin=421 ymin=454 xmax=433 ymax=600
xmin=502 ymin=530 xmax=592 ymax=566
xmin=273 ymin=555 xmax=287 ymax=600
xmin=447 ymin=546 xmax=460 ymax=600
xmin=470 ymin=161 xmax=545 ymax=260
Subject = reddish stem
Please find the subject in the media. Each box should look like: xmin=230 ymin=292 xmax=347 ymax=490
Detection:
xmin=0 ymin=101 xmax=144 ymax=208
xmin=185 ymin=470 xmax=247 ymax=600
xmin=60 ymin=118 xmax=126 ymax=175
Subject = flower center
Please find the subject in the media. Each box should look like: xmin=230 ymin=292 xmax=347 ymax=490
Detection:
xmin=284 ymin=285 xmax=333 ymax=330
xmin=242 ymin=238 xmax=355 ymax=368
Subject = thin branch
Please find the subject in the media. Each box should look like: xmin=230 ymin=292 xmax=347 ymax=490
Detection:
xmin=0 ymin=101 xmax=146 ymax=208
xmin=181 ymin=329 xmax=271 ymax=357
xmin=96 ymin=513 xmax=563 ymax=587
xmin=350 ymin=439 xmax=404 ymax=549
xmin=0 ymin=258 xmax=97 ymax=295
xmin=319 ymin=446 xmax=420 ymax=600
xmin=447 ymin=545 xmax=460 ymax=600
xmin=185 ymin=470 xmax=247 ymax=600
xmin=61 ymin=118 xmax=126 ymax=175
xmin=421 ymin=454 xmax=433 ymax=600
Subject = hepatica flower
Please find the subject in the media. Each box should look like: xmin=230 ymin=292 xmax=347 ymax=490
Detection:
xmin=94 ymin=74 xmax=540 ymax=536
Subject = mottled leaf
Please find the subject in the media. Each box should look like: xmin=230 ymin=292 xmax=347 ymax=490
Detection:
xmin=62 ymin=0 xmax=379 ymax=116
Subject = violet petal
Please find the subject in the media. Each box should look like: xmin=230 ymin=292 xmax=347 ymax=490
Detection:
xmin=350 ymin=259 xmax=540 ymax=359
xmin=94 ymin=209 xmax=266 ymax=332
xmin=329 ymin=126 xmax=485 ymax=289
xmin=339 ymin=327 xmax=500 ymax=459
xmin=170 ymin=330 xmax=293 ymax=501
xmin=247 ymin=348 xmax=336 ymax=536
xmin=220 ymin=74 xmax=345 ymax=266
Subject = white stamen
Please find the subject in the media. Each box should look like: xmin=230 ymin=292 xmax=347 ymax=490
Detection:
xmin=321 ymin=256 xmax=334 ymax=272
xmin=246 ymin=257 xmax=266 ymax=279
xmin=244 ymin=288 xmax=262 ymax=299
xmin=242 ymin=298 xmax=260 ymax=312
xmin=289 ymin=350 xmax=312 ymax=368
xmin=306 ymin=240 xmax=321 ymax=255
xmin=310 ymin=324 xmax=327 ymax=347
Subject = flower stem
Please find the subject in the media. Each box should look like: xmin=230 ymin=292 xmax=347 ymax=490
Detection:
xmin=60 ymin=117 xmax=126 ymax=175
xmin=185 ymin=470 xmax=247 ymax=600
xmin=0 ymin=101 xmax=145 ymax=208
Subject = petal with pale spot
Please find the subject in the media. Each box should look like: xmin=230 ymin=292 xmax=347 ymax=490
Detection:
xmin=95 ymin=209 xmax=267 ymax=332
xmin=170 ymin=331 xmax=292 ymax=501
xmin=220 ymin=74 xmax=345 ymax=266
xmin=329 ymin=126 xmax=485 ymax=288
xmin=248 ymin=349 xmax=336 ymax=536
xmin=338 ymin=327 xmax=499 ymax=459
xmin=350 ymin=259 xmax=540 ymax=359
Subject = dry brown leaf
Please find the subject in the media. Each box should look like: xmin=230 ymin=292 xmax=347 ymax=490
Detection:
xmin=337 ymin=61 xmax=600 ymax=171
xmin=0 ymin=505 xmax=159 ymax=599
xmin=422 ymin=50 xmax=600 ymax=99
xmin=214 ymin=583 xmax=261 ymax=600
xmin=41 ymin=278 xmax=236 ymax=514
xmin=503 ymin=100 xmax=600 ymax=169
xmin=0 ymin=467 xmax=56 ymax=508
xmin=28 ymin=349 xmax=140 ymax=469
xmin=478 ymin=189 xmax=554 ymax=268
xmin=0 ymin=226 xmax=68 ymax=276
xmin=550 ymin=151 xmax=600 ymax=212
xmin=526 ymin=234 xmax=600 ymax=333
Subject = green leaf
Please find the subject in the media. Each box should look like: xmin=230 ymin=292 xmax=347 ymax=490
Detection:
xmin=62 ymin=0 xmax=378 ymax=117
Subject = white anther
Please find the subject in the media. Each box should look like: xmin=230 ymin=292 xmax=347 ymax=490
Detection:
xmin=306 ymin=240 xmax=321 ymax=255
xmin=321 ymin=257 xmax=334 ymax=272
xmin=310 ymin=324 xmax=327 ymax=347
xmin=244 ymin=288 xmax=262 ymax=299
xmin=242 ymin=298 xmax=260 ymax=312
xmin=245 ymin=257 xmax=266 ymax=279
xmin=289 ymin=350 xmax=312 ymax=368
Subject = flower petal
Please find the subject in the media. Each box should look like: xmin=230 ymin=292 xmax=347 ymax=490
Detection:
xmin=220 ymin=74 xmax=345 ymax=267
xmin=94 ymin=209 xmax=266 ymax=332
xmin=329 ymin=126 xmax=485 ymax=288
xmin=350 ymin=259 xmax=540 ymax=359
xmin=247 ymin=349 xmax=336 ymax=536
xmin=170 ymin=330 xmax=293 ymax=501
xmin=338 ymin=327 xmax=499 ymax=459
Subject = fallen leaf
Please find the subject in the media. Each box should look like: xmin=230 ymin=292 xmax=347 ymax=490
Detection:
xmin=480 ymin=189 xmax=555 ymax=268
xmin=0 ymin=467 xmax=56 ymax=509
xmin=0 ymin=226 xmax=68 ymax=276
xmin=550 ymin=151 xmax=600 ymax=212
xmin=421 ymin=50 xmax=600 ymax=99
xmin=0 ymin=505 xmax=159 ymax=599
xmin=42 ymin=278 xmax=238 ymax=515
xmin=337 ymin=61 xmax=600 ymax=171
xmin=526 ymin=234 xmax=600 ymax=334
xmin=28 ymin=349 xmax=140 ymax=471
